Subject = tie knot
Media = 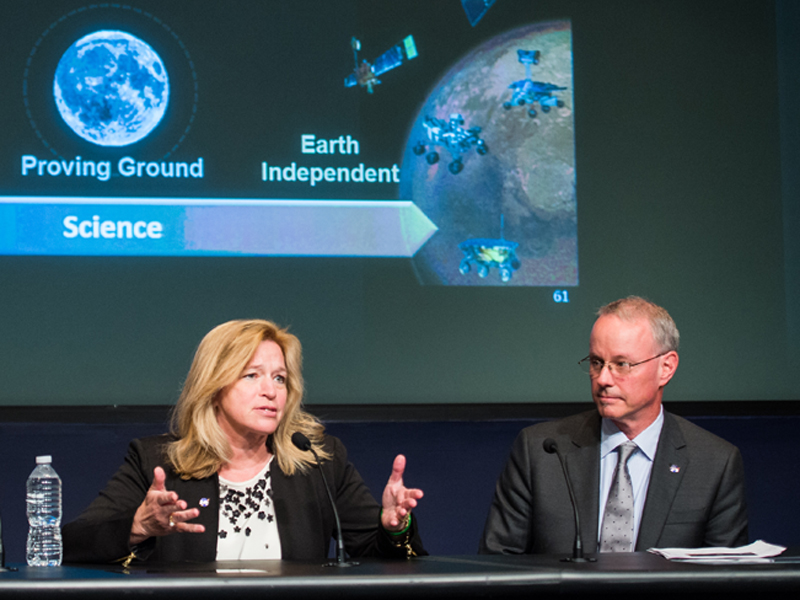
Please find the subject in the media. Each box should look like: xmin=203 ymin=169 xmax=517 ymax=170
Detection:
xmin=617 ymin=441 xmax=637 ymax=464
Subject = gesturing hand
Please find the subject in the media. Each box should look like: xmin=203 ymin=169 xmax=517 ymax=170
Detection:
xmin=129 ymin=466 xmax=205 ymax=545
xmin=380 ymin=454 xmax=424 ymax=532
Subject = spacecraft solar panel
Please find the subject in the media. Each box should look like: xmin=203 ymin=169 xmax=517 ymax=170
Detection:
xmin=372 ymin=45 xmax=404 ymax=77
xmin=461 ymin=0 xmax=496 ymax=27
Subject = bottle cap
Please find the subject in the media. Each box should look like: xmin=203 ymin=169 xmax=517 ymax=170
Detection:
xmin=35 ymin=455 xmax=53 ymax=464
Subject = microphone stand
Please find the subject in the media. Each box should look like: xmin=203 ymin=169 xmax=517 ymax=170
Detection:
xmin=291 ymin=432 xmax=358 ymax=567
xmin=543 ymin=438 xmax=596 ymax=563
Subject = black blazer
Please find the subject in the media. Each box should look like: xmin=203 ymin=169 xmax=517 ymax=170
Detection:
xmin=479 ymin=410 xmax=748 ymax=554
xmin=63 ymin=434 xmax=424 ymax=563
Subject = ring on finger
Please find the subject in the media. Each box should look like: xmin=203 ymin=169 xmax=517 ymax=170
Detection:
xmin=168 ymin=513 xmax=176 ymax=528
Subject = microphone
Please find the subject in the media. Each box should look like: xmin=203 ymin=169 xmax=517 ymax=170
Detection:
xmin=291 ymin=432 xmax=312 ymax=452
xmin=291 ymin=432 xmax=358 ymax=567
xmin=543 ymin=438 xmax=595 ymax=563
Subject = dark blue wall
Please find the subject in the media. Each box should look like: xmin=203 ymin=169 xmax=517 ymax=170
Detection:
xmin=1 ymin=414 xmax=797 ymax=563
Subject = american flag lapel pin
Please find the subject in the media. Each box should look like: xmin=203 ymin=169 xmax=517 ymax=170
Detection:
xmin=669 ymin=465 xmax=680 ymax=473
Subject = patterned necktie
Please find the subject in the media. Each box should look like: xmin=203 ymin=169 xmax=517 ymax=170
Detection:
xmin=600 ymin=441 xmax=637 ymax=552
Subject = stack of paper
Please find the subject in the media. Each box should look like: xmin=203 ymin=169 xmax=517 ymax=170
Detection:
xmin=648 ymin=540 xmax=786 ymax=564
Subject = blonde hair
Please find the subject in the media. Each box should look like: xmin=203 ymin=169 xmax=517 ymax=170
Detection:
xmin=167 ymin=319 xmax=329 ymax=479
xmin=597 ymin=296 xmax=680 ymax=353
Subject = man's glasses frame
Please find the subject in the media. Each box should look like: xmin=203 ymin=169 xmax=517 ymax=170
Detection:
xmin=578 ymin=352 xmax=668 ymax=378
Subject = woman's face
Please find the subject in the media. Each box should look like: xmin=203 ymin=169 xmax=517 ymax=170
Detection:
xmin=216 ymin=340 xmax=288 ymax=445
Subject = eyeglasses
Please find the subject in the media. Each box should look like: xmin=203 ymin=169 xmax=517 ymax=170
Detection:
xmin=578 ymin=352 xmax=667 ymax=378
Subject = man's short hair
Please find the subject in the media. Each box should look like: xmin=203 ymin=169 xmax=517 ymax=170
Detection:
xmin=597 ymin=296 xmax=680 ymax=353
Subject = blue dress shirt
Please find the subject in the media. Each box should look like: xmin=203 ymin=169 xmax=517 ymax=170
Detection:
xmin=598 ymin=407 xmax=665 ymax=545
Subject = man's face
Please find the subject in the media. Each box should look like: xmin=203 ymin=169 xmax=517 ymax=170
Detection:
xmin=589 ymin=314 xmax=677 ymax=438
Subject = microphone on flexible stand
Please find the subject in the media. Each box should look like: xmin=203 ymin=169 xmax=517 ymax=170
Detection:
xmin=291 ymin=432 xmax=358 ymax=567
xmin=543 ymin=438 xmax=596 ymax=563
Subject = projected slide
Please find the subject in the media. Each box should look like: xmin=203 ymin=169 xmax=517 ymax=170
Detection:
xmin=0 ymin=1 xmax=576 ymax=287
xmin=0 ymin=1 xmax=794 ymax=408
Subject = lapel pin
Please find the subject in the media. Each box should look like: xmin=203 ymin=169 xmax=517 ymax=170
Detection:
xmin=199 ymin=497 xmax=210 ymax=507
xmin=669 ymin=465 xmax=680 ymax=473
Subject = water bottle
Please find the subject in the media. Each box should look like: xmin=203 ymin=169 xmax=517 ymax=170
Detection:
xmin=26 ymin=455 xmax=62 ymax=566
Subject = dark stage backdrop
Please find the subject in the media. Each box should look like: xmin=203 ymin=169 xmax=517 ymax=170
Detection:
xmin=0 ymin=412 xmax=798 ymax=563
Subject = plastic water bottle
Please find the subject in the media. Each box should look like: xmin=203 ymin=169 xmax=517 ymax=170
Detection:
xmin=26 ymin=455 xmax=62 ymax=566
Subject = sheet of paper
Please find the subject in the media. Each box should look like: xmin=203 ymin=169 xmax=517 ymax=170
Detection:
xmin=648 ymin=539 xmax=786 ymax=562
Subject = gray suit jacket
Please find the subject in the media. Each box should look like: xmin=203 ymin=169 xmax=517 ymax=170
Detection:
xmin=479 ymin=410 xmax=748 ymax=554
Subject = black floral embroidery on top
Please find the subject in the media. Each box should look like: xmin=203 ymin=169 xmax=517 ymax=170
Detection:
xmin=218 ymin=470 xmax=275 ymax=540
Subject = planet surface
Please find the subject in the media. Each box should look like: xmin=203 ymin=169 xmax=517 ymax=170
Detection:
xmin=400 ymin=21 xmax=577 ymax=286
xmin=53 ymin=30 xmax=169 ymax=146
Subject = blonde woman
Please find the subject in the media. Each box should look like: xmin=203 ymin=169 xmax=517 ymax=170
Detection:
xmin=63 ymin=320 xmax=424 ymax=563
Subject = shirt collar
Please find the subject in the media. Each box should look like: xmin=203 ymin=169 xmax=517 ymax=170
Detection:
xmin=600 ymin=406 xmax=664 ymax=461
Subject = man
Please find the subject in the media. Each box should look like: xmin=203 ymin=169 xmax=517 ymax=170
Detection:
xmin=479 ymin=296 xmax=748 ymax=555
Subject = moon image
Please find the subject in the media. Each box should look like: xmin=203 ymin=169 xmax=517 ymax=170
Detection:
xmin=53 ymin=30 xmax=169 ymax=147
xmin=400 ymin=21 xmax=576 ymax=286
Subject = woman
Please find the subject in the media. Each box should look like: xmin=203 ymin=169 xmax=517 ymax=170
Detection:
xmin=63 ymin=319 xmax=424 ymax=563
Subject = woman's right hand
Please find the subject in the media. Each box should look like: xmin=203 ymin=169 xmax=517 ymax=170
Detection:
xmin=129 ymin=466 xmax=205 ymax=545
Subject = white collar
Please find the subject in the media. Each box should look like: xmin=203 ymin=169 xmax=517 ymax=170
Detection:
xmin=600 ymin=406 xmax=664 ymax=461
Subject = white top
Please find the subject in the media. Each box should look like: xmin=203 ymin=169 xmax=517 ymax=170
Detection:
xmin=216 ymin=457 xmax=282 ymax=560
xmin=36 ymin=455 xmax=53 ymax=464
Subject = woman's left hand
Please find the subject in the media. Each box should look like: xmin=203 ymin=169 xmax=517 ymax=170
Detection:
xmin=381 ymin=454 xmax=424 ymax=531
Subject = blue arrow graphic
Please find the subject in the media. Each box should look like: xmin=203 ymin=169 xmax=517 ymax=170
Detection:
xmin=0 ymin=197 xmax=438 ymax=257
